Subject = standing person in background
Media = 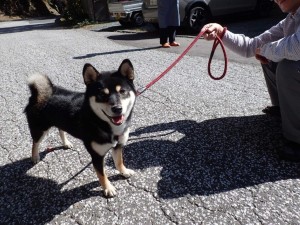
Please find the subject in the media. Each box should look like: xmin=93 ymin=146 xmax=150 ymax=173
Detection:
xmin=158 ymin=0 xmax=180 ymax=48
xmin=200 ymin=0 xmax=300 ymax=162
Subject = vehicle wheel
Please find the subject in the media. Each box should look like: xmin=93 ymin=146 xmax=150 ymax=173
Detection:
xmin=188 ymin=6 xmax=211 ymax=33
xmin=131 ymin=12 xmax=144 ymax=26
xmin=255 ymin=0 xmax=274 ymax=17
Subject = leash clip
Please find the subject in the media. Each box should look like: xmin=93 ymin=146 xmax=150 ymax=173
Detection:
xmin=136 ymin=87 xmax=147 ymax=96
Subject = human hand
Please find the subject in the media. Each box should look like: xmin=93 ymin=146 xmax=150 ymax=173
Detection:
xmin=201 ymin=23 xmax=225 ymax=41
xmin=255 ymin=48 xmax=269 ymax=64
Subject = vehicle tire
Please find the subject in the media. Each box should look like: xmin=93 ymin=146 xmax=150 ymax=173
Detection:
xmin=131 ymin=12 xmax=144 ymax=26
xmin=187 ymin=6 xmax=211 ymax=33
xmin=255 ymin=0 xmax=274 ymax=17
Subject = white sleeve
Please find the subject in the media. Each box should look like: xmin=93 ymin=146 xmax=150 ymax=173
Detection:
xmin=260 ymin=31 xmax=300 ymax=62
xmin=221 ymin=20 xmax=285 ymax=59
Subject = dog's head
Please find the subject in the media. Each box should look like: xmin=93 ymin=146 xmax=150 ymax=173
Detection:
xmin=83 ymin=59 xmax=136 ymax=126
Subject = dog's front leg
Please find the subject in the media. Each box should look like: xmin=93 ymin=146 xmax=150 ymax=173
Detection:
xmin=112 ymin=144 xmax=135 ymax=178
xmin=91 ymin=154 xmax=116 ymax=197
xmin=89 ymin=143 xmax=117 ymax=197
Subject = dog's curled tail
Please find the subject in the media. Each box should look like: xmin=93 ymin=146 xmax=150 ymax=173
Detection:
xmin=27 ymin=73 xmax=53 ymax=107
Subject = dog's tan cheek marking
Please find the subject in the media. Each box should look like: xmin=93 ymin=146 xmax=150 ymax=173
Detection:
xmin=89 ymin=97 xmax=109 ymax=121
xmin=116 ymin=85 xmax=121 ymax=92
xmin=121 ymin=91 xmax=135 ymax=116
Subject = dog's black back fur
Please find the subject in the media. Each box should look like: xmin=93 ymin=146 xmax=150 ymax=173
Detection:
xmin=25 ymin=83 xmax=85 ymax=140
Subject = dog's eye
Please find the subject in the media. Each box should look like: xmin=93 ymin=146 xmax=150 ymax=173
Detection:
xmin=101 ymin=91 xmax=108 ymax=95
xmin=95 ymin=89 xmax=109 ymax=102
xmin=119 ymin=89 xmax=127 ymax=95
xmin=98 ymin=88 xmax=109 ymax=96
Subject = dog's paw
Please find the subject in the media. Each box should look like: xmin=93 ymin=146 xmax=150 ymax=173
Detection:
xmin=103 ymin=183 xmax=117 ymax=197
xmin=63 ymin=140 xmax=73 ymax=149
xmin=120 ymin=168 xmax=135 ymax=178
xmin=31 ymin=155 xmax=40 ymax=164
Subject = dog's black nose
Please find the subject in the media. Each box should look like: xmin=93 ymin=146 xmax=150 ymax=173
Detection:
xmin=111 ymin=106 xmax=122 ymax=114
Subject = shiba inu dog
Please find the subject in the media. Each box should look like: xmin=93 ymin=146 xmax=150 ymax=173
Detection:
xmin=24 ymin=59 xmax=136 ymax=197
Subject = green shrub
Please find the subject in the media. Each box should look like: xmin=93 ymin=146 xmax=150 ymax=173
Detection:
xmin=60 ymin=0 xmax=88 ymax=23
xmin=0 ymin=0 xmax=50 ymax=17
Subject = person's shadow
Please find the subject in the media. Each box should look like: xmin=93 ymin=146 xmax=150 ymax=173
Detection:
xmin=0 ymin=150 xmax=100 ymax=224
xmin=124 ymin=115 xmax=300 ymax=199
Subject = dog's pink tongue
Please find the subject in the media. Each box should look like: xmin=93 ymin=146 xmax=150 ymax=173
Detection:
xmin=112 ymin=115 xmax=124 ymax=125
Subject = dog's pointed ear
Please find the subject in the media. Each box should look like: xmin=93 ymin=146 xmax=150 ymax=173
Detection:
xmin=118 ymin=59 xmax=134 ymax=80
xmin=83 ymin=63 xmax=100 ymax=85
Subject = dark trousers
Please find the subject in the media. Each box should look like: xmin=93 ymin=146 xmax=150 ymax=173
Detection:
xmin=261 ymin=60 xmax=300 ymax=143
xmin=159 ymin=26 xmax=177 ymax=44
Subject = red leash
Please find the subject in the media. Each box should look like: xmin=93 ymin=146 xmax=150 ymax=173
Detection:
xmin=136 ymin=28 xmax=228 ymax=96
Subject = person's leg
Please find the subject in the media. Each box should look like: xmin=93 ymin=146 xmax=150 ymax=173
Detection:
xmin=168 ymin=26 xmax=180 ymax=46
xmin=277 ymin=59 xmax=300 ymax=143
xmin=159 ymin=28 xmax=170 ymax=47
xmin=158 ymin=0 xmax=169 ymax=47
xmin=276 ymin=59 xmax=300 ymax=161
xmin=168 ymin=26 xmax=176 ymax=43
xmin=261 ymin=62 xmax=281 ymax=116
xmin=261 ymin=62 xmax=279 ymax=106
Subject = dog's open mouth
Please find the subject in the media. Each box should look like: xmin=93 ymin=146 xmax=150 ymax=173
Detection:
xmin=103 ymin=110 xmax=124 ymax=125
xmin=110 ymin=115 xmax=124 ymax=125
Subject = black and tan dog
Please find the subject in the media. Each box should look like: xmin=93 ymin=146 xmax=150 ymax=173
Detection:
xmin=24 ymin=59 xmax=136 ymax=197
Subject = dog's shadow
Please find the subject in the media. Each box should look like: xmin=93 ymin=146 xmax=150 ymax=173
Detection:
xmin=0 ymin=149 xmax=99 ymax=224
xmin=125 ymin=115 xmax=300 ymax=199
xmin=3 ymin=115 xmax=300 ymax=223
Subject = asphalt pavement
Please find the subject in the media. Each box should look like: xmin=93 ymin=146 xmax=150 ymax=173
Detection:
xmin=0 ymin=12 xmax=300 ymax=225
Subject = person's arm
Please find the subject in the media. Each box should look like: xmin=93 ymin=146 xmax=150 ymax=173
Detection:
xmin=260 ymin=30 xmax=300 ymax=62
xmin=201 ymin=21 xmax=285 ymax=58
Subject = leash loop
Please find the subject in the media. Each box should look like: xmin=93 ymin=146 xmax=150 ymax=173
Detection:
xmin=208 ymin=27 xmax=228 ymax=80
xmin=137 ymin=28 xmax=228 ymax=96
